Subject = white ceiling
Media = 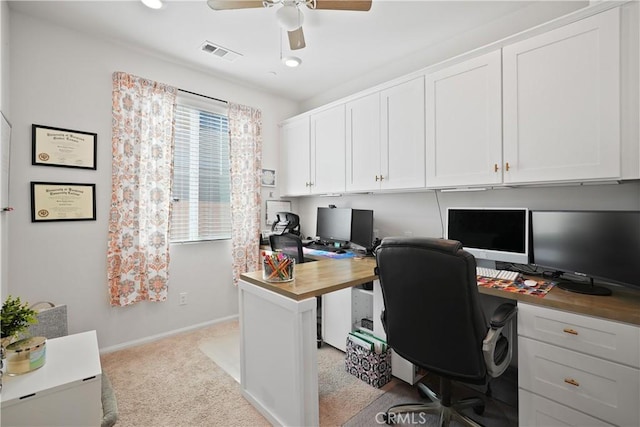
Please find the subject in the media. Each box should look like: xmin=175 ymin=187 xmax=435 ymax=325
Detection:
xmin=9 ymin=0 xmax=585 ymax=103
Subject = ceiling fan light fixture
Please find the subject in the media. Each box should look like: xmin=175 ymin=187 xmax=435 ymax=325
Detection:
xmin=276 ymin=4 xmax=304 ymax=31
xmin=282 ymin=56 xmax=302 ymax=68
xmin=141 ymin=0 xmax=163 ymax=9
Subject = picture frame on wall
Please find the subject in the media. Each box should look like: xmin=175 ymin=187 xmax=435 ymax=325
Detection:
xmin=261 ymin=169 xmax=276 ymax=187
xmin=32 ymin=124 xmax=97 ymax=170
xmin=31 ymin=182 xmax=96 ymax=222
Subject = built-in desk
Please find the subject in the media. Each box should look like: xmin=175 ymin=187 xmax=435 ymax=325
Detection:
xmin=239 ymin=257 xmax=640 ymax=426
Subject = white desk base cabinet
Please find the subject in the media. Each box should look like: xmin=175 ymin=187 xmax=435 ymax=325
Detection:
xmin=518 ymin=303 xmax=640 ymax=427
xmin=1 ymin=330 xmax=102 ymax=427
xmin=239 ymin=279 xmax=319 ymax=426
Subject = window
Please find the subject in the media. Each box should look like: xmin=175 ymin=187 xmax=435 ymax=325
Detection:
xmin=171 ymin=96 xmax=231 ymax=242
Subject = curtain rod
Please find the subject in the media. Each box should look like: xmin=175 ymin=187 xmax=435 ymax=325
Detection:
xmin=178 ymin=88 xmax=228 ymax=105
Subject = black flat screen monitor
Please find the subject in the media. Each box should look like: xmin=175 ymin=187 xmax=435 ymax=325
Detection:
xmin=350 ymin=209 xmax=374 ymax=249
xmin=446 ymin=207 xmax=529 ymax=265
xmin=316 ymin=207 xmax=352 ymax=244
xmin=531 ymin=210 xmax=640 ymax=295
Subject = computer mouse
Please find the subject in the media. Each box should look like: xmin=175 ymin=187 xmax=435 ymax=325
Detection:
xmin=336 ymin=249 xmax=346 ymax=254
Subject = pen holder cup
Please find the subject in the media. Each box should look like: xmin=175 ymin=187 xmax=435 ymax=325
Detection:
xmin=262 ymin=254 xmax=295 ymax=283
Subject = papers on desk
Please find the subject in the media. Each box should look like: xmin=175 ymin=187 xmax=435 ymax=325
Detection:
xmin=347 ymin=330 xmax=388 ymax=354
xmin=477 ymin=276 xmax=556 ymax=297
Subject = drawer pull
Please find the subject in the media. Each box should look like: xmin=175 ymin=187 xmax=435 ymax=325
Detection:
xmin=564 ymin=378 xmax=580 ymax=387
xmin=563 ymin=328 xmax=579 ymax=335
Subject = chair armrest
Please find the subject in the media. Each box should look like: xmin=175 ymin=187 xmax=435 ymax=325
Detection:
xmin=490 ymin=303 xmax=516 ymax=329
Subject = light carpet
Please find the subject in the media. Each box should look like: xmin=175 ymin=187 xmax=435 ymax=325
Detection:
xmin=100 ymin=319 xmax=389 ymax=426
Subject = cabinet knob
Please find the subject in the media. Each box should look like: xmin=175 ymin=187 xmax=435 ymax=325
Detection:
xmin=564 ymin=378 xmax=580 ymax=387
xmin=494 ymin=163 xmax=499 ymax=173
xmin=380 ymin=175 xmax=385 ymax=181
xmin=563 ymin=328 xmax=578 ymax=335
xmin=505 ymin=162 xmax=511 ymax=172
xmin=375 ymin=175 xmax=380 ymax=181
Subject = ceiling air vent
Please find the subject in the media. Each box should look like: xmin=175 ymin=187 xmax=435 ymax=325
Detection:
xmin=200 ymin=41 xmax=242 ymax=62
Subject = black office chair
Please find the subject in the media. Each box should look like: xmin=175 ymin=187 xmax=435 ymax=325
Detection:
xmin=375 ymin=237 xmax=516 ymax=427
xmin=269 ymin=233 xmax=323 ymax=348
xmin=269 ymin=233 xmax=304 ymax=263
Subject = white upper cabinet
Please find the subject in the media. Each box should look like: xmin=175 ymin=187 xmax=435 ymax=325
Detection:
xmin=280 ymin=116 xmax=310 ymax=196
xmin=426 ymin=50 xmax=503 ymax=188
xmin=310 ymin=105 xmax=346 ymax=194
xmin=346 ymin=77 xmax=425 ymax=192
xmin=346 ymin=92 xmax=381 ymax=192
xmin=380 ymin=77 xmax=426 ymax=190
xmin=502 ymin=8 xmax=621 ymax=184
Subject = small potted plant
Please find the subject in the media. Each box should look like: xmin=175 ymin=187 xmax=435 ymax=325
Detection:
xmin=1 ymin=296 xmax=38 ymax=347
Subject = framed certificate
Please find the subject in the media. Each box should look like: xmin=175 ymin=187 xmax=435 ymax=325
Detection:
xmin=32 ymin=124 xmax=97 ymax=169
xmin=31 ymin=182 xmax=96 ymax=222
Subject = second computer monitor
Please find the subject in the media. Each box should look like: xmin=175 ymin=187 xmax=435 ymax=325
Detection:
xmin=350 ymin=209 xmax=374 ymax=249
xmin=316 ymin=207 xmax=374 ymax=248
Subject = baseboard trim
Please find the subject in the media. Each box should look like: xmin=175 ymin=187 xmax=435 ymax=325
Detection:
xmin=99 ymin=314 xmax=239 ymax=355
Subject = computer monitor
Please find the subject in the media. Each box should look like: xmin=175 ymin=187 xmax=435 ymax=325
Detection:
xmin=446 ymin=207 xmax=529 ymax=265
xmin=350 ymin=209 xmax=374 ymax=249
xmin=316 ymin=207 xmax=352 ymax=245
xmin=531 ymin=210 xmax=640 ymax=295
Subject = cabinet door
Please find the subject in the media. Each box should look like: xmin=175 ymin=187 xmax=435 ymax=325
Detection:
xmin=322 ymin=288 xmax=352 ymax=352
xmin=426 ymin=51 xmax=503 ymax=188
xmin=503 ymin=8 xmax=621 ymax=184
xmin=311 ymin=105 xmax=346 ymax=194
xmin=381 ymin=77 xmax=426 ymax=190
xmin=280 ymin=117 xmax=310 ymax=196
xmin=346 ymin=93 xmax=381 ymax=192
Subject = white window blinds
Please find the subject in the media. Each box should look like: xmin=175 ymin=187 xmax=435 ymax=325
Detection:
xmin=171 ymin=96 xmax=231 ymax=243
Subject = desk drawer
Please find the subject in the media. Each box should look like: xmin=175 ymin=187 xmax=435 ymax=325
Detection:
xmin=519 ymin=337 xmax=640 ymax=427
xmin=518 ymin=303 xmax=640 ymax=367
xmin=519 ymin=389 xmax=614 ymax=427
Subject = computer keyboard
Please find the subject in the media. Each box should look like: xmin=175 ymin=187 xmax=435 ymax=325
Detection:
xmin=476 ymin=267 xmax=520 ymax=281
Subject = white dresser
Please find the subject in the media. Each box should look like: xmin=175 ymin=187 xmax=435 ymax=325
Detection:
xmin=518 ymin=303 xmax=640 ymax=427
xmin=1 ymin=330 xmax=102 ymax=427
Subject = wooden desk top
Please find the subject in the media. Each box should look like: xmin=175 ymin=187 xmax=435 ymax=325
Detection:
xmin=241 ymin=256 xmax=377 ymax=301
xmin=241 ymin=257 xmax=640 ymax=327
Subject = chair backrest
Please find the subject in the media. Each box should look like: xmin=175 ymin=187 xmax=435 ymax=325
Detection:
xmin=269 ymin=233 xmax=305 ymax=264
xmin=375 ymin=237 xmax=488 ymax=384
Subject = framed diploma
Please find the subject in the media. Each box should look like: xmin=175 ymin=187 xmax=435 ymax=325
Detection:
xmin=31 ymin=182 xmax=96 ymax=222
xmin=32 ymin=124 xmax=97 ymax=169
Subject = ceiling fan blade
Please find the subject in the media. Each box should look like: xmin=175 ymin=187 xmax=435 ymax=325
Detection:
xmin=309 ymin=0 xmax=372 ymax=11
xmin=207 ymin=0 xmax=267 ymax=10
xmin=288 ymin=27 xmax=306 ymax=50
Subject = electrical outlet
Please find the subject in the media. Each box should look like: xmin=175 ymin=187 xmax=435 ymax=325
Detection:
xmin=179 ymin=292 xmax=187 ymax=305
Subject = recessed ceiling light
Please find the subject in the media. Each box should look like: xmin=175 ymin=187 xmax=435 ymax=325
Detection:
xmin=141 ymin=0 xmax=163 ymax=10
xmin=282 ymin=56 xmax=302 ymax=68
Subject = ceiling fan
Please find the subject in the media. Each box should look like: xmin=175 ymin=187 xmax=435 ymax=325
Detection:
xmin=206 ymin=0 xmax=372 ymax=51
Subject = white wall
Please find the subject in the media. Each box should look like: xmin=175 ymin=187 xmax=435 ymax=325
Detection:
xmin=295 ymin=183 xmax=640 ymax=242
xmin=8 ymin=10 xmax=298 ymax=350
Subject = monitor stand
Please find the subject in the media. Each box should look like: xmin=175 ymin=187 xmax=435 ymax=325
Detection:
xmin=476 ymin=259 xmax=497 ymax=269
xmin=557 ymin=277 xmax=612 ymax=296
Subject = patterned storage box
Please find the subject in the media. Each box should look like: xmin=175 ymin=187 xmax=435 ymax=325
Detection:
xmin=345 ymin=338 xmax=392 ymax=388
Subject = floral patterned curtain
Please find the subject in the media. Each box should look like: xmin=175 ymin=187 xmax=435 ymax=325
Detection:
xmin=107 ymin=72 xmax=177 ymax=306
xmin=229 ymin=103 xmax=263 ymax=285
